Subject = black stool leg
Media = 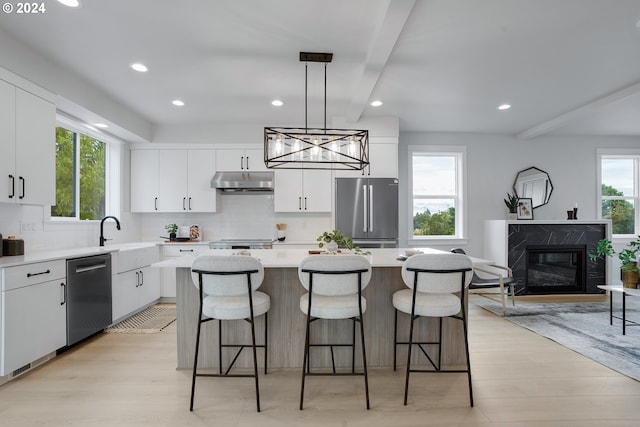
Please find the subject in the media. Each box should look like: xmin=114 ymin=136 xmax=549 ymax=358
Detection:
xmin=358 ymin=314 xmax=370 ymax=409
xmin=249 ymin=314 xmax=260 ymax=412
xmin=404 ymin=313 xmax=415 ymax=406
xmin=300 ymin=311 xmax=311 ymax=410
xmin=190 ymin=316 xmax=202 ymax=411
xmin=218 ymin=319 xmax=223 ymax=374
xmin=461 ymin=311 xmax=474 ymax=407
xmin=264 ymin=312 xmax=268 ymax=375
xmin=393 ymin=309 xmax=398 ymax=371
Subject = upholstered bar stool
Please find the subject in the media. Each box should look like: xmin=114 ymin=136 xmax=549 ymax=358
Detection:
xmin=189 ymin=255 xmax=270 ymax=412
xmin=298 ymin=255 xmax=372 ymax=410
xmin=392 ymin=253 xmax=474 ymax=406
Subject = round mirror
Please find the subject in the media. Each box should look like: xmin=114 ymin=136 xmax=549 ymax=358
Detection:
xmin=513 ymin=166 xmax=553 ymax=209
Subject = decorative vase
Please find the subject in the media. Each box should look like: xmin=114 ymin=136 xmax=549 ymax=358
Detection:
xmin=621 ymin=265 xmax=639 ymax=289
xmin=507 ymin=213 xmax=517 ymax=220
xmin=169 ymin=232 xmax=176 ymax=241
xmin=325 ymin=240 xmax=338 ymax=252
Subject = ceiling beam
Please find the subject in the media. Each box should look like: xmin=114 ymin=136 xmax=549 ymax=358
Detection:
xmin=516 ymin=79 xmax=640 ymax=140
xmin=346 ymin=0 xmax=415 ymax=123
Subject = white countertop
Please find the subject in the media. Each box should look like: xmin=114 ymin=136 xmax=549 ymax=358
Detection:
xmin=152 ymin=247 xmax=493 ymax=269
xmin=0 ymin=242 xmax=158 ymax=268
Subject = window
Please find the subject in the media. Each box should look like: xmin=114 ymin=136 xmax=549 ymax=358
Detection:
xmin=51 ymin=117 xmax=120 ymax=221
xmin=598 ymin=151 xmax=639 ymax=236
xmin=409 ymin=146 xmax=465 ymax=240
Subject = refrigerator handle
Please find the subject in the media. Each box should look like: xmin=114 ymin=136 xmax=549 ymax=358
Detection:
xmin=362 ymin=184 xmax=368 ymax=233
xmin=369 ymin=184 xmax=373 ymax=232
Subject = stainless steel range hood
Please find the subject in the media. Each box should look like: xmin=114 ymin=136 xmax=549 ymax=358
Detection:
xmin=211 ymin=171 xmax=274 ymax=192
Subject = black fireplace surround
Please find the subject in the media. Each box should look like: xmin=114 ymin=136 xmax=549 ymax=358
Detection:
xmin=508 ymin=223 xmax=606 ymax=295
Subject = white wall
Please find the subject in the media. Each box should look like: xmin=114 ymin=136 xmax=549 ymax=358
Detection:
xmin=398 ymin=132 xmax=640 ymax=255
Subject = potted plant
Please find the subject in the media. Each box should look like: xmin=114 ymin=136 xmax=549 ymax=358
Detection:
xmin=317 ymin=229 xmax=369 ymax=254
xmin=165 ymin=223 xmax=178 ymax=241
xmin=589 ymin=236 xmax=640 ymax=288
xmin=504 ymin=192 xmax=518 ymax=220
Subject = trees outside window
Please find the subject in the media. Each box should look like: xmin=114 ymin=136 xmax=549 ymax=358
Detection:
xmin=52 ymin=126 xmax=106 ymax=220
xmin=599 ymin=155 xmax=638 ymax=236
xmin=410 ymin=147 xmax=465 ymax=239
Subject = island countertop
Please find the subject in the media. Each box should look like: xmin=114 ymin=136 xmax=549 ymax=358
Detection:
xmin=152 ymin=247 xmax=493 ymax=269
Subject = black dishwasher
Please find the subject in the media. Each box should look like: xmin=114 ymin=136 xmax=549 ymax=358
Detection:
xmin=66 ymin=254 xmax=112 ymax=345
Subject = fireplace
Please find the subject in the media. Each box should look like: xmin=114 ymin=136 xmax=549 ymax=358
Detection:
xmin=483 ymin=221 xmax=609 ymax=295
xmin=525 ymin=245 xmax=586 ymax=294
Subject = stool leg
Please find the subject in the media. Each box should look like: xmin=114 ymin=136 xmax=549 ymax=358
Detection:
xmin=189 ymin=316 xmax=203 ymax=411
xmin=358 ymin=314 xmax=370 ymax=409
xmin=249 ymin=314 xmax=261 ymax=412
xmin=461 ymin=311 xmax=474 ymax=407
xmin=352 ymin=318 xmax=356 ymax=374
xmin=300 ymin=312 xmax=311 ymax=410
xmin=264 ymin=312 xmax=268 ymax=375
xmin=404 ymin=313 xmax=415 ymax=406
xmin=393 ymin=309 xmax=398 ymax=371
xmin=218 ymin=319 xmax=223 ymax=374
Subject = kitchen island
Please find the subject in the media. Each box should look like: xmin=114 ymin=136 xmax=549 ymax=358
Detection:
xmin=154 ymin=248 xmax=488 ymax=370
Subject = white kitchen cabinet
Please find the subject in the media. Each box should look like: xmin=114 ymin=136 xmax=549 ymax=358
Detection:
xmin=333 ymin=141 xmax=398 ymax=178
xmin=130 ymin=149 xmax=216 ymax=213
xmin=1 ymin=260 xmax=67 ymax=376
xmin=274 ymin=169 xmax=332 ymax=212
xmin=216 ymin=148 xmax=267 ymax=171
xmin=0 ymin=78 xmax=56 ymax=206
xmin=131 ymin=149 xmax=159 ymax=212
xmin=159 ymin=243 xmax=209 ymax=299
xmin=112 ymin=246 xmax=160 ymax=322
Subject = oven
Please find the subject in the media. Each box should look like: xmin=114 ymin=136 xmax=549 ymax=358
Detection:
xmin=209 ymin=239 xmax=274 ymax=249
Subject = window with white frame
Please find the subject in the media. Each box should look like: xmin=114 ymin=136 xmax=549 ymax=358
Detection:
xmin=598 ymin=151 xmax=639 ymax=236
xmin=409 ymin=146 xmax=465 ymax=239
xmin=51 ymin=117 xmax=120 ymax=220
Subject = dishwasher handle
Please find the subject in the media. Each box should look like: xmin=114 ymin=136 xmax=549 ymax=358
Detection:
xmin=75 ymin=262 xmax=108 ymax=274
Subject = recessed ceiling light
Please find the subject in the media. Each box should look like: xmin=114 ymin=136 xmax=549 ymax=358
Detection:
xmin=130 ymin=63 xmax=148 ymax=73
xmin=497 ymin=104 xmax=511 ymax=110
xmin=271 ymin=99 xmax=283 ymax=107
xmin=57 ymin=0 xmax=79 ymax=7
xmin=94 ymin=123 xmax=108 ymax=128
xmin=172 ymin=100 xmax=185 ymax=107
xmin=370 ymin=100 xmax=383 ymax=107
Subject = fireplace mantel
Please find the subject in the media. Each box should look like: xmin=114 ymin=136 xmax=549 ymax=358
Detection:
xmin=483 ymin=220 xmax=612 ymax=294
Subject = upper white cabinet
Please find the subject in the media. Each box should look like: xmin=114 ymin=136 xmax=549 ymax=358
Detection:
xmin=274 ymin=169 xmax=332 ymax=212
xmin=0 ymin=78 xmax=56 ymax=206
xmin=131 ymin=149 xmax=216 ymax=213
xmin=333 ymin=139 xmax=398 ymax=178
xmin=216 ymin=148 xmax=267 ymax=172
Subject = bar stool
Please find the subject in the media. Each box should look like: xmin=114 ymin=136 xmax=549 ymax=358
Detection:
xmin=392 ymin=253 xmax=474 ymax=406
xmin=298 ymin=255 xmax=372 ymax=410
xmin=189 ymin=255 xmax=270 ymax=412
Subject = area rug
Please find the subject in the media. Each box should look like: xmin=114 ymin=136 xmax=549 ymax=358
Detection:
xmin=474 ymin=298 xmax=640 ymax=381
xmin=105 ymin=304 xmax=176 ymax=334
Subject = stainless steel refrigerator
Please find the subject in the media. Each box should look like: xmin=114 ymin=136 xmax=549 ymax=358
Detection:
xmin=335 ymin=177 xmax=399 ymax=248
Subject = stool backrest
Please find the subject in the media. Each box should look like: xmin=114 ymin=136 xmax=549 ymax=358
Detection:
xmin=401 ymin=253 xmax=472 ymax=293
xmin=298 ymin=255 xmax=372 ymax=296
xmin=191 ymin=255 xmax=264 ymax=296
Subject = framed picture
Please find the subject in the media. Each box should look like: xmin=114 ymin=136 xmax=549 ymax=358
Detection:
xmin=517 ymin=198 xmax=534 ymax=220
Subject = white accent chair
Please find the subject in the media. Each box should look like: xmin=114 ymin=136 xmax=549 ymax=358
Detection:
xmin=392 ymin=253 xmax=474 ymax=407
xmin=298 ymin=255 xmax=372 ymax=410
xmin=189 ymin=255 xmax=270 ymax=412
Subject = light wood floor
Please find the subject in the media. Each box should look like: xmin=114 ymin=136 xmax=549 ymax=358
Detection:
xmin=1 ymin=296 xmax=639 ymax=426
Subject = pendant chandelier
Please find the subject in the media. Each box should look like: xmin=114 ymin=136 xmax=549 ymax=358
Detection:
xmin=264 ymin=52 xmax=369 ymax=170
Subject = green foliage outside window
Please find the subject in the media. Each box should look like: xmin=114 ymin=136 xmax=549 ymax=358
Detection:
xmin=413 ymin=207 xmax=456 ymax=236
xmin=602 ymin=184 xmax=634 ymax=235
xmin=52 ymin=127 xmax=106 ymax=220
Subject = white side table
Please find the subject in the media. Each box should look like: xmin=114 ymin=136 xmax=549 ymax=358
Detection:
xmin=597 ymin=284 xmax=640 ymax=335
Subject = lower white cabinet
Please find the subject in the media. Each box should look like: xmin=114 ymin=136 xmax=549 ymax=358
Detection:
xmin=160 ymin=243 xmax=208 ymax=299
xmin=112 ymin=246 xmax=160 ymax=322
xmin=0 ymin=260 xmax=67 ymax=376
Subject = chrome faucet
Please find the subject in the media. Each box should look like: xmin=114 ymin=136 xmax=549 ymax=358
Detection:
xmin=99 ymin=216 xmax=121 ymax=246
